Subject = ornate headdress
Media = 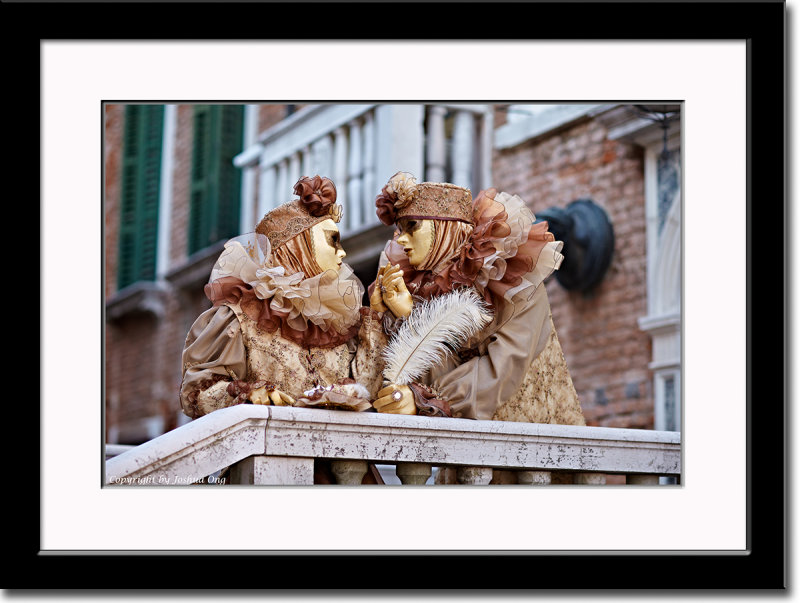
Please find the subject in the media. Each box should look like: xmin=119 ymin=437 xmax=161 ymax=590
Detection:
xmin=375 ymin=172 xmax=473 ymax=226
xmin=204 ymin=174 xmax=363 ymax=349
xmin=256 ymin=175 xmax=343 ymax=249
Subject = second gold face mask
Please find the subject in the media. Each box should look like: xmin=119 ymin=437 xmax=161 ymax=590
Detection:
xmin=396 ymin=219 xmax=435 ymax=267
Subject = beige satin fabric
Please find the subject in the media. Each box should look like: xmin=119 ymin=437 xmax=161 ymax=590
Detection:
xmin=271 ymin=229 xmax=323 ymax=278
xmin=179 ymin=303 xmax=387 ymax=419
xmin=419 ymin=284 xmax=551 ymax=420
xmin=180 ymin=305 xmax=247 ymax=418
xmin=417 ymin=220 xmax=474 ymax=273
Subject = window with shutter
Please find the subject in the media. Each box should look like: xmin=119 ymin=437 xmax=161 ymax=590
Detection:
xmin=188 ymin=105 xmax=245 ymax=254
xmin=117 ymin=105 xmax=164 ymax=290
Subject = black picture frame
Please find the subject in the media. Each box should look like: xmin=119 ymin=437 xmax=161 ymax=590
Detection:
xmin=24 ymin=0 xmax=785 ymax=592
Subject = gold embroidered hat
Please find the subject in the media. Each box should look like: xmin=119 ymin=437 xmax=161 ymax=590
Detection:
xmin=256 ymin=175 xmax=343 ymax=249
xmin=375 ymin=171 xmax=473 ymax=226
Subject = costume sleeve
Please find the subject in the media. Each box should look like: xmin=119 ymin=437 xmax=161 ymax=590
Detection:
xmin=430 ymin=285 xmax=553 ymax=421
xmin=350 ymin=308 xmax=388 ymax=400
xmin=180 ymin=305 xmax=249 ymax=419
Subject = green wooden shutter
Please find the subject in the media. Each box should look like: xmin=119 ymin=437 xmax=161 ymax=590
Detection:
xmin=188 ymin=105 xmax=244 ymax=254
xmin=117 ymin=105 xmax=164 ymax=290
xmin=216 ymin=106 xmax=244 ymax=241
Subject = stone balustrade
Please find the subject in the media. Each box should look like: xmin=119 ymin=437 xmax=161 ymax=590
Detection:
xmin=234 ymin=104 xmax=493 ymax=238
xmin=105 ymin=405 xmax=681 ymax=487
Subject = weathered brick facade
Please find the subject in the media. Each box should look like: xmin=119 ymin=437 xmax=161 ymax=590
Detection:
xmin=492 ymin=112 xmax=652 ymax=429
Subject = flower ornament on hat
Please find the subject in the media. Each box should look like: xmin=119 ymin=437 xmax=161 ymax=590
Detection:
xmin=376 ymin=171 xmax=417 ymax=225
xmin=256 ymin=175 xmax=342 ymax=249
xmin=294 ymin=175 xmax=342 ymax=221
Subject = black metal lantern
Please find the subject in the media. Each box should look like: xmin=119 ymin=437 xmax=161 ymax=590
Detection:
xmin=632 ymin=105 xmax=680 ymax=159
xmin=634 ymin=104 xmax=681 ymax=233
xmin=535 ymin=199 xmax=615 ymax=294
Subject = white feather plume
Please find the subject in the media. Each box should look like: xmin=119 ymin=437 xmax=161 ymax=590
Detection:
xmin=382 ymin=288 xmax=494 ymax=385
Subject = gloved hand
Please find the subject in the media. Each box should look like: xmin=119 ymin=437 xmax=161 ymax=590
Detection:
xmin=373 ymin=383 xmax=416 ymax=415
xmin=227 ymin=380 xmax=295 ymax=406
xmin=380 ymin=264 xmax=413 ymax=318
xmin=250 ymin=386 xmax=295 ymax=406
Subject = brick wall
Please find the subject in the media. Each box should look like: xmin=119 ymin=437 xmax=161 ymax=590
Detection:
xmin=258 ymin=104 xmax=291 ymax=133
xmin=104 ymin=105 xmax=124 ymax=300
xmin=492 ymin=113 xmax=653 ymax=429
xmin=104 ymin=105 xmax=123 ymax=442
xmin=169 ymin=105 xmax=195 ymax=267
xmin=105 ymin=104 xmax=203 ymax=442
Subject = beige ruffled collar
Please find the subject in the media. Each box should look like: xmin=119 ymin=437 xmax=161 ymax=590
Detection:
xmin=382 ymin=188 xmax=564 ymax=309
xmin=205 ymin=233 xmax=364 ymax=347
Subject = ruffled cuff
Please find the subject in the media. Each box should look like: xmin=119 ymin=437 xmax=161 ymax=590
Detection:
xmin=193 ymin=377 xmax=238 ymax=416
xmin=295 ymin=379 xmax=373 ymax=412
xmin=408 ymin=382 xmax=452 ymax=417
xmin=226 ymin=379 xmax=274 ymax=404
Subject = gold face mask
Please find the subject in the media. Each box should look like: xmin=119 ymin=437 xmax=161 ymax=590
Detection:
xmin=396 ymin=218 xmax=435 ymax=267
xmin=309 ymin=219 xmax=346 ymax=273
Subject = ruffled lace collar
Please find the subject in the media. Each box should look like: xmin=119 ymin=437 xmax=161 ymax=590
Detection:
xmin=204 ymin=233 xmax=364 ymax=348
xmin=382 ymin=189 xmax=564 ymax=310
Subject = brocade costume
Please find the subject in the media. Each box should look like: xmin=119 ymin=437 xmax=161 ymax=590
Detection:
xmin=372 ymin=173 xmax=586 ymax=426
xmin=180 ymin=177 xmax=387 ymax=420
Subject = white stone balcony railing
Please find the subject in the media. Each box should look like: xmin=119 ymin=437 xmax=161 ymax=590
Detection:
xmin=234 ymin=104 xmax=494 ymax=239
xmin=104 ymin=405 xmax=681 ymax=486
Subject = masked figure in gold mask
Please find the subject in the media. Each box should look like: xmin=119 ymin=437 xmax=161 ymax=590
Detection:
xmin=369 ymin=172 xmax=586 ymax=432
xmin=179 ymin=176 xmax=387 ymax=423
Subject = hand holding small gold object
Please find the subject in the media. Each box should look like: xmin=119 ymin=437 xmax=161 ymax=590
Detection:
xmin=250 ymin=383 xmax=295 ymax=406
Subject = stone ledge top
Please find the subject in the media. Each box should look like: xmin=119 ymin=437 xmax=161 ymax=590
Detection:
xmin=105 ymin=405 xmax=681 ymax=485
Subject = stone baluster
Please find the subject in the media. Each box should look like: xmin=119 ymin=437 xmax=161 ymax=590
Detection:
xmin=362 ymin=111 xmax=376 ymax=224
xmin=301 ymin=145 xmax=313 ymax=178
xmin=452 ymin=109 xmax=475 ymax=189
xmin=518 ymin=470 xmax=552 ymax=485
xmin=457 ymin=466 xmax=493 ymax=485
xmin=330 ymin=460 xmax=368 ymax=485
xmin=332 ymin=127 xmax=348 ymax=229
xmin=258 ymin=163 xmax=277 ymax=217
xmin=396 ymin=463 xmax=432 ymax=485
xmin=276 ymin=158 xmax=288 ymax=207
xmin=434 ymin=467 xmax=458 ymax=484
xmin=288 ymin=151 xmax=301 ymax=190
xmin=478 ymin=109 xmax=493 ymax=190
xmin=312 ymin=135 xmax=332 ymax=183
xmin=574 ymin=473 xmax=607 ymax=485
xmin=347 ymin=118 xmax=363 ymax=231
xmin=426 ymin=105 xmax=448 ymax=183
xmin=627 ymin=474 xmax=659 ymax=485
